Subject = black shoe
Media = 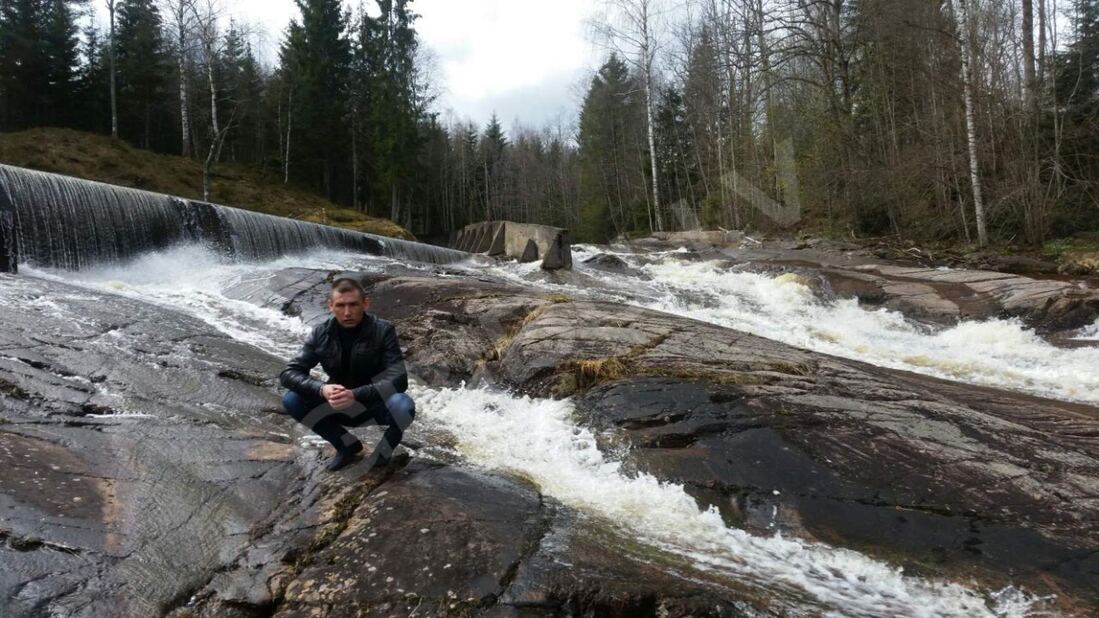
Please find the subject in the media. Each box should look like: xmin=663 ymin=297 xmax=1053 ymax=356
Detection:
xmin=326 ymin=441 xmax=363 ymax=472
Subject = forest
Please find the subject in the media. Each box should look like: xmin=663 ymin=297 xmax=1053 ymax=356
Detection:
xmin=1 ymin=0 xmax=1097 ymax=245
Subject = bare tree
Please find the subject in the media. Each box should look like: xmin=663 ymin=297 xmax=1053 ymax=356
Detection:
xmin=162 ymin=0 xmax=197 ymax=156
xmin=192 ymin=0 xmax=225 ymax=141
xmin=203 ymin=107 xmax=237 ymax=201
xmin=954 ymin=0 xmax=988 ymax=246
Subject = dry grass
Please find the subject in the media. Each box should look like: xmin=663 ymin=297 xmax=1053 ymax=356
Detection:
xmin=573 ymin=357 xmax=629 ymax=388
xmin=0 ymin=127 xmax=412 ymax=239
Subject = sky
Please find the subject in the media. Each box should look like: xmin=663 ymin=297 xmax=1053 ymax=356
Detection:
xmin=227 ymin=0 xmax=601 ymax=133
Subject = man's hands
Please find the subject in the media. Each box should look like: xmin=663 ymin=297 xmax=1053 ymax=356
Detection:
xmin=321 ymin=384 xmax=356 ymax=411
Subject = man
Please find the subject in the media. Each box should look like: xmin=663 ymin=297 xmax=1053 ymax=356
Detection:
xmin=280 ymin=277 xmax=415 ymax=471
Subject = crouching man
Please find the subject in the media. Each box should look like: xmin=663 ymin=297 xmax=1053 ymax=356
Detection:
xmin=279 ymin=277 xmax=415 ymax=471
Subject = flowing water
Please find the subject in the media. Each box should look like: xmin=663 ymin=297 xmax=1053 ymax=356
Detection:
xmin=472 ymin=244 xmax=1099 ymax=405
xmin=0 ymin=164 xmax=467 ymax=272
xmin=10 ymin=244 xmax=1056 ymax=617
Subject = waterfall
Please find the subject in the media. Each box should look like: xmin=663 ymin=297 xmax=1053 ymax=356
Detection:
xmin=0 ymin=164 xmax=469 ymax=273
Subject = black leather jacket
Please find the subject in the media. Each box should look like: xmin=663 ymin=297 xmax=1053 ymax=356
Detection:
xmin=279 ymin=314 xmax=408 ymax=405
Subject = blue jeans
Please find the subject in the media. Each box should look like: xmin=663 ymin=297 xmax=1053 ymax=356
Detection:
xmin=282 ymin=389 xmax=416 ymax=455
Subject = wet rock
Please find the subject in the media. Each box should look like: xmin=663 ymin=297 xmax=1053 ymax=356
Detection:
xmin=277 ymin=461 xmax=543 ymax=616
xmin=483 ymin=298 xmax=1099 ymax=604
xmin=0 ymin=276 xmax=309 ymax=617
xmin=581 ymin=253 xmax=648 ymax=279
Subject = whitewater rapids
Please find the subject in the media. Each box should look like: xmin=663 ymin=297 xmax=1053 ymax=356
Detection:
xmin=10 ymin=244 xmax=1059 ymax=616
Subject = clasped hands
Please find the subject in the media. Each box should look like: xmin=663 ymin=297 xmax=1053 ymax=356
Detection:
xmin=321 ymin=384 xmax=357 ymax=411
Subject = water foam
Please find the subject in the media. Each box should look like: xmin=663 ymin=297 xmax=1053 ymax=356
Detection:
xmin=481 ymin=246 xmax=1099 ymax=405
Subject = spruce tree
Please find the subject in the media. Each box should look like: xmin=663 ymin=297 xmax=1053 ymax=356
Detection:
xmin=74 ymin=24 xmax=110 ymax=133
xmin=577 ymin=54 xmax=646 ymax=241
xmin=0 ymin=0 xmax=46 ymax=130
xmin=40 ymin=0 xmax=79 ymax=126
xmin=281 ymin=0 xmax=351 ymax=200
xmin=116 ymin=0 xmax=167 ymax=148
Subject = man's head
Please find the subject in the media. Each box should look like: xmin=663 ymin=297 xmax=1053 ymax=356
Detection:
xmin=327 ymin=277 xmax=370 ymax=328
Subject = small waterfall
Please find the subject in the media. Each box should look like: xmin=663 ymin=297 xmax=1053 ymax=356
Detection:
xmin=0 ymin=164 xmax=469 ymax=273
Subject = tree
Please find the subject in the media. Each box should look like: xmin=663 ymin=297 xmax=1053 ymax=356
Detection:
xmin=116 ymin=0 xmax=167 ymax=148
xmin=480 ymin=113 xmax=506 ymax=220
xmin=73 ymin=24 xmax=111 ymax=132
xmin=577 ymin=54 xmax=648 ymax=241
xmin=954 ymin=0 xmax=988 ymax=247
xmin=41 ymin=0 xmax=81 ymax=126
xmin=0 ymin=0 xmax=47 ymax=129
xmin=595 ymin=0 xmax=667 ymax=232
xmin=106 ymin=0 xmax=118 ymax=137
xmin=162 ymin=0 xmax=195 ymax=156
xmin=280 ymin=0 xmax=351 ymax=200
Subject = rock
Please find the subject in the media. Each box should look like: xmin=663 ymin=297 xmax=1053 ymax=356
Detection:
xmin=277 ymin=462 xmax=544 ymax=616
xmin=984 ymin=255 xmax=1060 ymax=275
xmin=580 ymin=253 xmax=649 ymax=279
xmin=480 ymin=297 xmax=1099 ymax=604
xmin=0 ymin=276 xmax=301 ymax=617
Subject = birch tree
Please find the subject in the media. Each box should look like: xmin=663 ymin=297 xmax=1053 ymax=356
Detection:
xmin=162 ymin=0 xmax=195 ymax=156
xmin=954 ymin=0 xmax=988 ymax=247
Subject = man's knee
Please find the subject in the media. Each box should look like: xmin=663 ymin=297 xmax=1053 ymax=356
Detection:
xmin=386 ymin=393 xmax=415 ymax=428
xmin=282 ymin=390 xmax=313 ymax=420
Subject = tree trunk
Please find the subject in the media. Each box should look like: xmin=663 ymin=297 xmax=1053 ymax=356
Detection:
xmin=1022 ymin=0 xmax=1038 ymax=115
xmin=1037 ymin=0 xmax=1048 ymax=89
xmin=955 ymin=0 xmax=988 ymax=247
xmin=206 ymin=44 xmax=219 ymax=143
xmin=177 ymin=7 xmax=192 ymax=157
xmin=107 ymin=0 xmax=118 ymax=138
xmin=640 ymin=2 xmax=662 ymax=232
xmin=284 ymin=90 xmax=292 ymax=185
xmin=351 ymin=110 xmax=359 ymax=211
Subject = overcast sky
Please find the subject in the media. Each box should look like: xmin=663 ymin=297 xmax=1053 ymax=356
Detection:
xmin=222 ymin=0 xmax=600 ymax=133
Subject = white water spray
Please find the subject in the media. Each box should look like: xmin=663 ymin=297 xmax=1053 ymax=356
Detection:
xmin=478 ymin=245 xmax=1099 ymax=405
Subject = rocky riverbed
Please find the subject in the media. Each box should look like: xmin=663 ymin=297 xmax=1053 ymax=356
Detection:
xmin=1 ymin=240 xmax=1097 ymax=617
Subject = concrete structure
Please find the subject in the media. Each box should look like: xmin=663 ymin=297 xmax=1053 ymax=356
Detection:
xmin=451 ymin=221 xmax=572 ymax=270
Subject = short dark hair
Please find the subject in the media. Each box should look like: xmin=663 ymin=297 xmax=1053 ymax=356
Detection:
xmin=330 ymin=277 xmax=366 ymax=300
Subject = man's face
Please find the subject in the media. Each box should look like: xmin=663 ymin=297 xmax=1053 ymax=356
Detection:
xmin=328 ymin=290 xmax=369 ymax=328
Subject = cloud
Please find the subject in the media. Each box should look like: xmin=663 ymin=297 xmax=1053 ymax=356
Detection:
xmin=186 ymin=0 xmax=598 ymax=130
xmin=415 ymin=0 xmax=597 ymax=126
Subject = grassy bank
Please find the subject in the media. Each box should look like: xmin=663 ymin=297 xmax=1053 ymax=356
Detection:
xmin=0 ymin=127 xmax=412 ymax=240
